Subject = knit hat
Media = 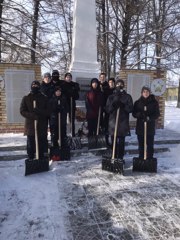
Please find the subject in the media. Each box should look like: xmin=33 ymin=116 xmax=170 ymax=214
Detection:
xmin=141 ymin=85 xmax=151 ymax=93
xmin=116 ymin=79 xmax=124 ymax=88
xmin=91 ymin=78 xmax=99 ymax=85
xmin=43 ymin=72 xmax=51 ymax=78
xmin=52 ymin=70 xmax=59 ymax=77
xmin=64 ymin=72 xmax=72 ymax=78
xmin=31 ymin=80 xmax=40 ymax=88
xmin=31 ymin=80 xmax=40 ymax=94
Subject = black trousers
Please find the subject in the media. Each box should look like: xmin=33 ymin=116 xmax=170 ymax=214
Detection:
xmin=69 ymin=109 xmax=76 ymax=137
xmin=27 ymin=134 xmax=48 ymax=159
xmin=111 ymin=136 xmax=125 ymax=159
xmin=87 ymin=118 xmax=98 ymax=137
xmin=50 ymin=124 xmax=67 ymax=147
xmin=137 ymin=134 xmax=154 ymax=159
xmin=100 ymin=111 xmax=109 ymax=134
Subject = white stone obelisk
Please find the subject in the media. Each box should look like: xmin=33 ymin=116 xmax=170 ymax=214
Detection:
xmin=69 ymin=0 xmax=100 ymax=100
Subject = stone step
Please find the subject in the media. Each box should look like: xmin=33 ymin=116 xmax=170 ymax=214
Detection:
xmin=0 ymin=138 xmax=180 ymax=152
xmin=0 ymin=145 xmax=170 ymax=161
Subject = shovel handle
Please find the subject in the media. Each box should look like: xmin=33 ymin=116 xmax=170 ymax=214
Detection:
xmin=112 ymin=108 xmax=120 ymax=160
xmin=96 ymin=106 xmax=101 ymax=135
xmin=70 ymin=97 xmax=73 ymax=136
xmin=144 ymin=106 xmax=147 ymax=160
xmin=33 ymin=100 xmax=39 ymax=160
xmin=58 ymin=100 xmax=61 ymax=147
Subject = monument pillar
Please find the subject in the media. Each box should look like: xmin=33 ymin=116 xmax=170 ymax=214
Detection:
xmin=69 ymin=0 xmax=100 ymax=100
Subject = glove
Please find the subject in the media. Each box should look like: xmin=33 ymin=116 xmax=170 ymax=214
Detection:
xmin=112 ymin=100 xmax=124 ymax=109
xmin=56 ymin=105 xmax=62 ymax=113
xmin=141 ymin=112 xmax=150 ymax=122
xmin=144 ymin=115 xmax=150 ymax=122
xmin=30 ymin=112 xmax=38 ymax=120
xmin=33 ymin=108 xmax=41 ymax=115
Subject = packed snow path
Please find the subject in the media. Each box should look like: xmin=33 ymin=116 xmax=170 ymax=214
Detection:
xmin=0 ymin=154 xmax=180 ymax=240
xmin=0 ymin=102 xmax=180 ymax=239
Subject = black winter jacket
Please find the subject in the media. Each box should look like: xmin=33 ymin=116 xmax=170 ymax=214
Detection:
xmin=20 ymin=92 xmax=51 ymax=136
xmin=61 ymin=81 xmax=80 ymax=114
xmin=132 ymin=94 xmax=160 ymax=135
xmin=49 ymin=95 xmax=69 ymax=129
xmin=100 ymin=81 xmax=110 ymax=108
xmin=106 ymin=90 xmax=133 ymax=136
xmin=40 ymin=81 xmax=55 ymax=99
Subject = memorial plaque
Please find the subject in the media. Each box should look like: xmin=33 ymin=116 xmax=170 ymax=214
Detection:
xmin=5 ymin=69 xmax=35 ymax=123
xmin=76 ymin=77 xmax=91 ymax=101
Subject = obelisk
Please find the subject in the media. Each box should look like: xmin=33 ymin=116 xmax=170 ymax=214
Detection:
xmin=69 ymin=0 xmax=100 ymax=100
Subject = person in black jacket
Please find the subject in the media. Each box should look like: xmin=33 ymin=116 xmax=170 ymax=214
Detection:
xmin=105 ymin=77 xmax=116 ymax=146
xmin=132 ymin=86 xmax=160 ymax=159
xmin=62 ymin=72 xmax=80 ymax=136
xmin=99 ymin=72 xmax=109 ymax=134
xmin=107 ymin=77 xmax=115 ymax=96
xmin=49 ymin=86 xmax=69 ymax=147
xmin=106 ymin=79 xmax=133 ymax=160
xmin=85 ymin=78 xmax=103 ymax=136
xmin=20 ymin=80 xmax=51 ymax=159
xmin=40 ymin=72 xmax=54 ymax=99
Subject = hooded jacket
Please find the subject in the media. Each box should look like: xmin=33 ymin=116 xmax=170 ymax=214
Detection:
xmin=106 ymin=89 xmax=133 ymax=136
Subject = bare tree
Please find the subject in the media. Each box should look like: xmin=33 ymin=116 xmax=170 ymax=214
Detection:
xmin=31 ymin=0 xmax=40 ymax=63
xmin=0 ymin=0 xmax=4 ymax=63
xmin=177 ymin=78 xmax=180 ymax=108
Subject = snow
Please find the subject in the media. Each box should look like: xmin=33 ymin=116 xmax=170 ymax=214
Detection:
xmin=0 ymin=101 xmax=180 ymax=240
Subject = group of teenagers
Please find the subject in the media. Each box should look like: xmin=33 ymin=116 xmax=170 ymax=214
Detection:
xmin=20 ymin=71 xmax=160 ymax=162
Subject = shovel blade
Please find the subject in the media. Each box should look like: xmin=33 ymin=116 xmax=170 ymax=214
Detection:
xmin=88 ymin=135 xmax=107 ymax=150
xmin=66 ymin=137 xmax=81 ymax=150
xmin=50 ymin=146 xmax=71 ymax=161
xmin=102 ymin=155 xmax=124 ymax=174
xmin=133 ymin=157 xmax=157 ymax=173
xmin=25 ymin=158 xmax=49 ymax=176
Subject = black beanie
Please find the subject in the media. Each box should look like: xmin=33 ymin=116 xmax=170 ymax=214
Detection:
xmin=31 ymin=80 xmax=40 ymax=88
xmin=91 ymin=78 xmax=99 ymax=85
xmin=31 ymin=80 xmax=40 ymax=94
xmin=52 ymin=70 xmax=59 ymax=77
xmin=64 ymin=72 xmax=72 ymax=78
xmin=116 ymin=79 xmax=124 ymax=88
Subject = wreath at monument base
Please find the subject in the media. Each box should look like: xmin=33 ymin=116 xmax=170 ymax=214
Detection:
xmin=75 ymin=108 xmax=86 ymax=122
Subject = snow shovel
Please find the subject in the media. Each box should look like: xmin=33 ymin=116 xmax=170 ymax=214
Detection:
xmin=25 ymin=100 xmax=49 ymax=176
xmin=133 ymin=106 xmax=157 ymax=173
xmin=50 ymin=100 xmax=70 ymax=161
xmin=102 ymin=108 xmax=124 ymax=174
xmin=88 ymin=106 xmax=107 ymax=150
xmin=66 ymin=97 xmax=82 ymax=150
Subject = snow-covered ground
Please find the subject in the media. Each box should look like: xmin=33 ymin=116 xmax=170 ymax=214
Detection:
xmin=0 ymin=101 xmax=180 ymax=240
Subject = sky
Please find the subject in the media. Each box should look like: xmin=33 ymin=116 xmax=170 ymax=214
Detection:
xmin=0 ymin=101 xmax=180 ymax=240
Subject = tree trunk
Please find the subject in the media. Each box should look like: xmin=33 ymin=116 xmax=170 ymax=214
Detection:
xmin=177 ymin=79 xmax=180 ymax=108
xmin=102 ymin=0 xmax=107 ymax=73
xmin=120 ymin=2 xmax=131 ymax=70
xmin=31 ymin=0 xmax=40 ymax=63
xmin=0 ymin=0 xmax=4 ymax=63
